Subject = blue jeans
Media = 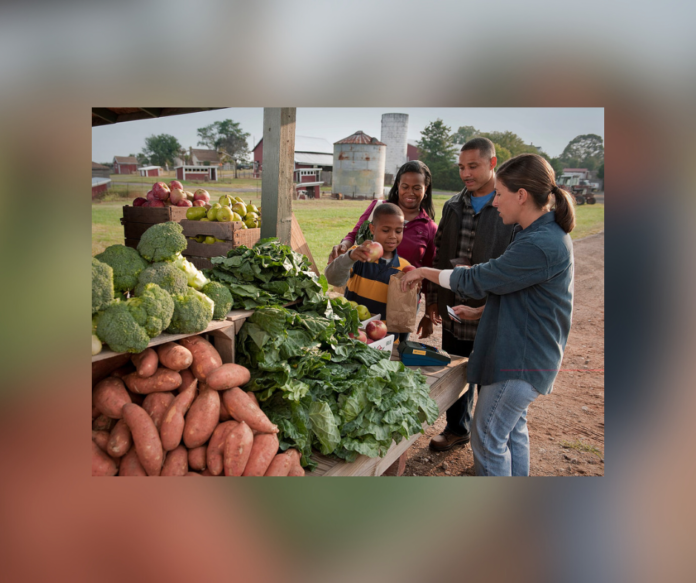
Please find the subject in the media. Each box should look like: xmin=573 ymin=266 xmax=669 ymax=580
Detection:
xmin=471 ymin=379 xmax=540 ymax=476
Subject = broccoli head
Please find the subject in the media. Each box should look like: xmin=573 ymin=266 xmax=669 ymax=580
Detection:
xmin=137 ymin=221 xmax=187 ymax=263
xmin=95 ymin=301 xmax=151 ymax=354
xmin=201 ymin=281 xmax=233 ymax=320
xmin=95 ymin=244 xmax=149 ymax=293
xmin=92 ymin=257 xmax=114 ymax=314
xmin=166 ymin=288 xmax=214 ymax=334
xmin=135 ymin=262 xmax=188 ymax=296
xmin=128 ymin=283 xmax=175 ymax=337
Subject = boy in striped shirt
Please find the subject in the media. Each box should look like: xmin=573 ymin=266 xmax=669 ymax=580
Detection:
xmin=325 ymin=203 xmax=411 ymax=322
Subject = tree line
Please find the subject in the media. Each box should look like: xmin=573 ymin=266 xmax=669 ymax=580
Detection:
xmin=417 ymin=119 xmax=604 ymax=192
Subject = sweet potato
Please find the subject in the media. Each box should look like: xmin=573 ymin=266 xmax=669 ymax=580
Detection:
xmin=93 ymin=377 xmax=131 ymax=419
xmin=142 ymin=392 xmax=175 ymax=431
xmin=161 ymin=445 xmax=188 ymax=476
xmin=126 ymin=390 xmax=145 ymax=406
xmin=223 ymin=421 xmax=254 ymax=476
xmin=177 ymin=368 xmax=196 ymax=394
xmin=264 ymin=451 xmax=295 ymax=477
xmin=111 ymin=363 xmax=136 ymax=379
xmin=122 ymin=403 xmax=164 ymax=476
xmin=242 ymin=433 xmax=279 ymax=477
xmin=92 ymin=430 xmax=110 ymax=452
xmin=286 ymin=449 xmax=305 ymax=477
xmin=188 ymin=445 xmax=207 ymax=472
xmin=107 ymin=419 xmax=132 ymax=458
xmin=179 ymin=336 xmax=222 ymax=382
xmin=131 ymin=348 xmax=158 ymax=378
xmin=219 ymin=403 xmax=231 ymax=422
xmin=157 ymin=342 xmax=193 ymax=372
xmin=222 ymin=388 xmax=278 ymax=434
xmin=92 ymin=405 xmax=101 ymax=420
xmin=92 ymin=414 xmax=116 ymax=433
xmin=160 ymin=379 xmax=198 ymax=451
xmin=183 ymin=387 xmax=220 ymax=449
xmin=92 ymin=441 xmax=118 ymax=476
xmin=124 ymin=368 xmax=181 ymax=395
xmin=206 ymin=421 xmax=238 ymax=476
xmin=206 ymin=364 xmax=251 ymax=391
xmin=246 ymin=391 xmax=259 ymax=407
xmin=119 ymin=447 xmax=147 ymax=476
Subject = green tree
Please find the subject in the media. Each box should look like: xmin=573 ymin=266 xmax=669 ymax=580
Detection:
xmin=559 ymin=134 xmax=604 ymax=172
xmin=197 ymin=119 xmax=250 ymax=177
xmin=480 ymin=130 xmax=540 ymax=157
xmin=597 ymin=163 xmax=604 ymax=180
xmin=136 ymin=152 xmax=149 ymax=166
xmin=493 ymin=144 xmax=512 ymax=166
xmin=452 ymin=125 xmax=480 ymax=145
xmin=140 ymin=134 xmax=182 ymax=170
xmin=417 ymin=119 xmax=459 ymax=190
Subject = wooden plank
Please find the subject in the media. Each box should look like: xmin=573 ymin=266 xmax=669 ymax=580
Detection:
xmin=183 ymin=240 xmax=235 ymax=258
xmin=261 ymin=107 xmax=295 ymax=245
xmin=291 ymin=214 xmax=319 ymax=275
xmin=233 ymin=229 xmax=262 ymax=247
xmin=307 ymin=356 xmax=468 ymax=477
xmin=92 ymin=319 xmax=236 ymax=362
xmin=188 ymin=256 xmax=214 ymax=271
xmin=123 ymin=222 xmax=154 ymax=240
xmin=122 ymin=205 xmax=188 ymax=224
xmin=179 ymin=220 xmax=244 ymax=239
xmin=209 ymin=326 xmax=236 ymax=364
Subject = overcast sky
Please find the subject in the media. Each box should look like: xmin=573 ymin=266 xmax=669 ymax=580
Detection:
xmin=92 ymin=107 xmax=603 ymax=163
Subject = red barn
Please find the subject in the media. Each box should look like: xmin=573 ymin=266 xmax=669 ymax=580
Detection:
xmin=175 ymin=165 xmax=218 ymax=182
xmin=138 ymin=166 xmax=162 ymax=177
xmin=113 ymin=156 xmax=139 ymax=174
xmin=92 ymin=177 xmax=111 ymax=198
xmin=407 ymin=140 xmax=421 ymax=161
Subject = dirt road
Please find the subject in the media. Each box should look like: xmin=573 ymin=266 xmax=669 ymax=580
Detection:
xmin=401 ymin=231 xmax=605 ymax=477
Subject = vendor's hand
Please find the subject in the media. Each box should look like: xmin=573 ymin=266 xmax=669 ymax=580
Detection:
xmin=328 ymin=241 xmax=351 ymax=264
xmin=347 ymin=241 xmax=371 ymax=263
xmin=400 ymin=267 xmax=425 ymax=292
xmin=452 ymin=304 xmax=484 ymax=321
xmin=417 ymin=315 xmax=433 ymax=339
xmin=426 ymin=303 xmax=442 ymax=326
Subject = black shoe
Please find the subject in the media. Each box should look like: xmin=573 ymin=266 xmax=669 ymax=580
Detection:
xmin=429 ymin=430 xmax=471 ymax=452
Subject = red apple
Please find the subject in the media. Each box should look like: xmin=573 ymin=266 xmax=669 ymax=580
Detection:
xmin=365 ymin=241 xmax=383 ymax=263
xmin=366 ymin=320 xmax=387 ymax=341
xmin=132 ymin=197 xmax=147 ymax=207
xmin=176 ymin=199 xmax=193 ymax=207
xmin=402 ymin=265 xmax=417 ymax=273
xmin=349 ymin=330 xmax=368 ymax=343
xmin=169 ymin=188 xmax=186 ymax=205
xmin=366 ymin=339 xmax=374 ymax=345
xmin=193 ymin=189 xmax=210 ymax=203
xmin=149 ymin=199 xmax=165 ymax=208
xmin=170 ymin=180 xmax=183 ymax=191
xmin=152 ymin=182 xmax=170 ymax=200
xmin=193 ymin=199 xmax=207 ymax=207
xmin=146 ymin=189 xmax=157 ymax=202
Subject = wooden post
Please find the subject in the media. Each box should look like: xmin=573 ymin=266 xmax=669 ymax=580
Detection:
xmin=261 ymin=108 xmax=296 ymax=245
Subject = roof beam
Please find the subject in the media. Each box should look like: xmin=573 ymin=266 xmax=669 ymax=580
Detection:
xmin=139 ymin=108 xmax=162 ymax=118
xmin=92 ymin=108 xmax=118 ymax=124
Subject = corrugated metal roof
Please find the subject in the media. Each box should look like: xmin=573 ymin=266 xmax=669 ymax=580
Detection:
xmin=92 ymin=177 xmax=111 ymax=187
xmin=294 ymin=136 xmax=333 ymax=154
xmin=295 ymin=152 xmax=333 ymax=166
xmin=335 ymin=131 xmax=385 ymax=146
xmin=138 ymin=166 xmax=161 ymax=171
xmin=92 ymin=161 xmax=109 ymax=169
xmin=191 ymin=149 xmax=221 ymax=163
xmin=114 ymin=156 xmax=138 ymax=164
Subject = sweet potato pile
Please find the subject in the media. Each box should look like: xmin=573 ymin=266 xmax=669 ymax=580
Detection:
xmin=92 ymin=337 xmax=304 ymax=477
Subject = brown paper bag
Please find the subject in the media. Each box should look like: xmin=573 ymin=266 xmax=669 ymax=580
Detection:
xmin=386 ymin=271 xmax=419 ymax=333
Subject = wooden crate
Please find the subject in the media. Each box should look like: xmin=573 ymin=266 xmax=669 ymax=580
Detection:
xmin=121 ymin=205 xmax=190 ymax=250
xmin=179 ymin=219 xmax=261 ymax=270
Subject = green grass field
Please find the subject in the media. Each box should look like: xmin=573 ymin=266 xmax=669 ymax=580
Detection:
xmin=92 ymin=194 xmax=603 ymax=272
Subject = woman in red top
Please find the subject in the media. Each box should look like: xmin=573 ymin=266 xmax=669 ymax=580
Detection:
xmin=328 ymin=160 xmax=438 ymax=270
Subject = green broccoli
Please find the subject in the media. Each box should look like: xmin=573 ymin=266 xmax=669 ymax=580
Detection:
xmin=201 ymin=281 xmax=233 ymax=320
xmin=92 ymin=257 xmax=114 ymax=314
xmin=128 ymin=283 xmax=175 ymax=337
xmin=96 ymin=301 xmax=151 ymax=354
xmin=95 ymin=244 xmax=149 ymax=294
xmin=137 ymin=221 xmax=187 ymax=263
xmin=166 ymin=288 xmax=215 ymax=334
xmin=135 ymin=262 xmax=188 ymax=296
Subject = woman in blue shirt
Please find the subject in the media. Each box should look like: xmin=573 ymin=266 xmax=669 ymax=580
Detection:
xmin=400 ymin=154 xmax=576 ymax=476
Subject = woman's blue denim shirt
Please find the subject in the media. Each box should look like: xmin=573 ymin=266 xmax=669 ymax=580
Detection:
xmin=449 ymin=212 xmax=574 ymax=395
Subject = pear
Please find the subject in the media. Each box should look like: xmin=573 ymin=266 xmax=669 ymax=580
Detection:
xmin=219 ymin=194 xmax=234 ymax=207
xmin=232 ymin=202 xmax=247 ymax=218
xmin=216 ymin=206 xmax=233 ymax=222
xmin=246 ymin=203 xmax=259 ymax=214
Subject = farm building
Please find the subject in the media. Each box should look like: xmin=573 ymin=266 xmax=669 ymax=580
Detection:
xmin=191 ymin=148 xmax=221 ymax=166
xmin=407 ymin=140 xmax=421 ymax=162
xmin=113 ymin=156 xmax=138 ymax=175
xmin=138 ymin=166 xmax=162 ymax=177
xmin=332 ymin=131 xmax=386 ymax=200
xmin=253 ymin=136 xmax=333 ymax=175
xmin=563 ymin=168 xmax=591 ymax=180
xmin=92 ymin=177 xmax=111 ymax=198
xmin=175 ymin=165 xmax=218 ymax=182
xmin=92 ymin=161 xmax=110 ymax=179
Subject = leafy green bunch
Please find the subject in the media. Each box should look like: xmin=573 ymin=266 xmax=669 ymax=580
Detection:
xmin=236 ymin=306 xmax=439 ymax=469
xmin=206 ymin=238 xmax=328 ymax=310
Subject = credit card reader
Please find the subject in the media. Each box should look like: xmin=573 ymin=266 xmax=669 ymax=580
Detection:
xmin=398 ymin=341 xmax=451 ymax=366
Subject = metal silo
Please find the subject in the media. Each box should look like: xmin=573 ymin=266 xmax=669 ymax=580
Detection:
xmin=332 ymin=131 xmax=386 ymax=199
xmin=380 ymin=113 xmax=409 ymax=179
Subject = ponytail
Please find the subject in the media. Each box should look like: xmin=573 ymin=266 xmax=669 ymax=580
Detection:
xmin=551 ymin=185 xmax=576 ymax=234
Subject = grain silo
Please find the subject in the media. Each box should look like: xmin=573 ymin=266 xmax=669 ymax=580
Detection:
xmin=332 ymin=131 xmax=386 ymax=199
xmin=380 ymin=113 xmax=409 ymax=179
